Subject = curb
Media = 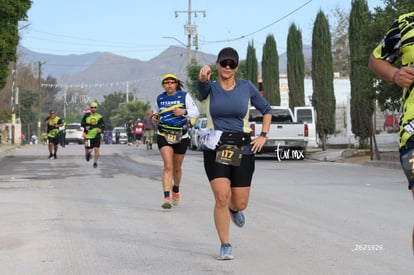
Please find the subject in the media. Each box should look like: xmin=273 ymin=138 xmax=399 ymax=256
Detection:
xmin=306 ymin=148 xmax=401 ymax=170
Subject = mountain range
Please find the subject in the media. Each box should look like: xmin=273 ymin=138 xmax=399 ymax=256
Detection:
xmin=17 ymin=45 xmax=311 ymax=106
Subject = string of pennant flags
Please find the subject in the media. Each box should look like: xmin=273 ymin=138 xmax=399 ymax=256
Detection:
xmin=40 ymin=71 xmax=188 ymax=89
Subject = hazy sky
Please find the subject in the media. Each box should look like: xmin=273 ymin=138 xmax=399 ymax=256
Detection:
xmin=19 ymin=0 xmax=385 ymax=62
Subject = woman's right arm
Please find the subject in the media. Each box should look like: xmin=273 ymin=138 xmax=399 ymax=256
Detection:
xmin=198 ymin=65 xmax=212 ymax=99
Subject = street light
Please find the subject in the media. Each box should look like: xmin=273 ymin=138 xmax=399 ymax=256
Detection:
xmin=163 ymin=36 xmax=190 ymax=65
xmin=162 ymin=36 xmax=187 ymax=47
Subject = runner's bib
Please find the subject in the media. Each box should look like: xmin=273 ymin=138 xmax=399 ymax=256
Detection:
xmin=84 ymin=139 xmax=91 ymax=147
xmin=161 ymin=129 xmax=182 ymax=144
xmin=215 ymin=144 xmax=243 ymax=166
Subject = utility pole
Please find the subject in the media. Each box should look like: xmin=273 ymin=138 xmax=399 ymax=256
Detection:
xmin=10 ymin=64 xmax=16 ymax=123
xmin=63 ymin=88 xmax=67 ymax=118
xmin=126 ymin=81 xmax=129 ymax=103
xmin=175 ymin=0 xmax=206 ymax=65
xmin=37 ymin=61 xmax=45 ymax=138
xmin=194 ymin=34 xmax=199 ymax=64
xmin=9 ymin=63 xmax=17 ymax=144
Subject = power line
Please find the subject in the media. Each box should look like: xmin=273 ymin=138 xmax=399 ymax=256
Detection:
xmin=40 ymin=71 xmax=188 ymax=89
xmin=27 ymin=28 xmax=141 ymax=47
xmin=200 ymin=0 xmax=313 ymax=44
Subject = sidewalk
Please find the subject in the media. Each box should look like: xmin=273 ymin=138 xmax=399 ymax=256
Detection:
xmin=305 ymin=133 xmax=401 ymax=169
xmin=306 ymin=147 xmax=401 ymax=170
xmin=0 ymin=143 xmax=19 ymax=156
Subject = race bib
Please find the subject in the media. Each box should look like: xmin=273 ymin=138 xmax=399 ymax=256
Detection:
xmin=161 ymin=129 xmax=182 ymax=144
xmin=84 ymin=139 xmax=91 ymax=147
xmin=215 ymin=145 xmax=243 ymax=166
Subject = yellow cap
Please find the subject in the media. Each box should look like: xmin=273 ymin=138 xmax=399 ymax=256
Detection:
xmin=161 ymin=73 xmax=178 ymax=81
xmin=90 ymin=102 xmax=98 ymax=107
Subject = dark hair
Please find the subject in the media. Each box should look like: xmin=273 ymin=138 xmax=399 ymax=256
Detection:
xmin=176 ymin=79 xmax=184 ymax=90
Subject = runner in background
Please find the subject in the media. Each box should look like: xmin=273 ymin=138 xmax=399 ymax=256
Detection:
xmin=81 ymin=102 xmax=105 ymax=168
xmin=142 ymin=109 xmax=156 ymax=150
xmin=135 ymin=118 xmax=144 ymax=147
xmin=44 ymin=109 xmax=63 ymax=159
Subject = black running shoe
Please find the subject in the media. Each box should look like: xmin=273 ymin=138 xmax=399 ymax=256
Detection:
xmin=93 ymin=162 xmax=97 ymax=168
xmin=86 ymin=153 xmax=91 ymax=162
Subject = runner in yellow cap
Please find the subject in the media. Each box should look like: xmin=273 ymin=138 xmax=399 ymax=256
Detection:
xmin=153 ymin=73 xmax=200 ymax=209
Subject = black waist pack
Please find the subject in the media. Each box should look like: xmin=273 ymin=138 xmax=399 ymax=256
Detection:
xmin=158 ymin=124 xmax=188 ymax=136
xmin=219 ymin=132 xmax=251 ymax=146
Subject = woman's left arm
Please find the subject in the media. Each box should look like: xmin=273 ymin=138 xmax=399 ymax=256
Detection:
xmin=184 ymin=93 xmax=200 ymax=118
xmin=250 ymin=113 xmax=271 ymax=153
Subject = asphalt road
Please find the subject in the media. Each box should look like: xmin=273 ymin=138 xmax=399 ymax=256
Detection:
xmin=0 ymin=143 xmax=413 ymax=275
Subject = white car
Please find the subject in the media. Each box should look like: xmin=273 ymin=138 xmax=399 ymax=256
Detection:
xmin=65 ymin=123 xmax=84 ymax=144
xmin=190 ymin=117 xmax=207 ymax=150
xmin=112 ymin=127 xmax=128 ymax=144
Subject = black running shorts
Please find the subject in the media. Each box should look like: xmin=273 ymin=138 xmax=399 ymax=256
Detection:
xmin=400 ymin=147 xmax=414 ymax=189
xmin=48 ymin=136 xmax=60 ymax=145
xmin=85 ymin=136 xmax=101 ymax=149
xmin=157 ymin=135 xmax=189 ymax=154
xmin=203 ymin=150 xmax=255 ymax=188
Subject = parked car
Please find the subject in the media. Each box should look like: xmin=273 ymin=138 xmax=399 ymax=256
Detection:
xmin=112 ymin=127 xmax=128 ymax=144
xmin=190 ymin=117 xmax=207 ymax=150
xmin=65 ymin=123 xmax=84 ymax=144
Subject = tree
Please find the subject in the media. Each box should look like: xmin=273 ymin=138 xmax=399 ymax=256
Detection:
xmin=92 ymin=91 xmax=150 ymax=129
xmin=0 ymin=62 xmax=38 ymax=134
xmin=42 ymin=76 xmax=61 ymax=115
xmin=186 ymin=61 xmax=206 ymax=102
xmin=0 ymin=62 xmax=33 ymax=120
xmin=311 ymin=10 xmax=336 ymax=151
xmin=262 ymin=34 xmax=280 ymax=105
xmin=287 ymin=23 xmax=305 ymax=109
xmin=19 ymin=89 xmax=37 ymax=137
xmin=349 ymin=0 xmax=375 ymax=149
xmin=236 ymin=60 xmax=246 ymax=80
xmin=331 ymin=5 xmax=350 ymax=77
xmin=369 ymin=0 xmax=414 ymax=112
xmin=109 ymin=100 xmax=150 ymax=128
xmin=15 ymin=64 xmax=38 ymax=137
xmin=99 ymin=91 xmax=129 ymax=129
xmin=0 ymin=0 xmax=31 ymax=89
xmin=246 ymin=41 xmax=258 ymax=88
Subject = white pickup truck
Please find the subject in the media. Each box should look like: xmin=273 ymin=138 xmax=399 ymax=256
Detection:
xmin=249 ymin=106 xmax=316 ymax=155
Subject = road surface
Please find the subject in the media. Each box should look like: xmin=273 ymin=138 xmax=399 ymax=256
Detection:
xmin=0 ymin=144 xmax=412 ymax=275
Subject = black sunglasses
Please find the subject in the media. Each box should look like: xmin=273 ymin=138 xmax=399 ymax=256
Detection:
xmin=219 ymin=60 xmax=237 ymax=69
xmin=90 ymin=107 xmax=97 ymax=109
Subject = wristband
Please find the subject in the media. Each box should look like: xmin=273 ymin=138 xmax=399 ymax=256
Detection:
xmin=260 ymin=132 xmax=268 ymax=138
